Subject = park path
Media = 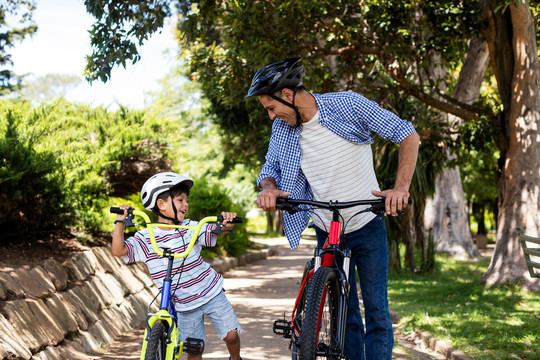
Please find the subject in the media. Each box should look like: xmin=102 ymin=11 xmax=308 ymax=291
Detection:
xmin=98 ymin=237 xmax=445 ymax=360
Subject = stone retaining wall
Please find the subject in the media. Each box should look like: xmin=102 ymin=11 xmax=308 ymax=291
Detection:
xmin=0 ymin=245 xmax=273 ymax=360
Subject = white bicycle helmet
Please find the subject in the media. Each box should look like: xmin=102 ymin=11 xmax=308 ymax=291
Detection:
xmin=140 ymin=172 xmax=194 ymax=211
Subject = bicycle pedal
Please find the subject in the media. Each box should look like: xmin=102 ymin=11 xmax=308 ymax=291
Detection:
xmin=273 ymin=319 xmax=292 ymax=338
xmin=184 ymin=337 xmax=205 ymax=354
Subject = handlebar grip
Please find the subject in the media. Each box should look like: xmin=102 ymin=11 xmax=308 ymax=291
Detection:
xmin=110 ymin=207 xmax=124 ymax=214
xmin=217 ymin=215 xmax=243 ymax=223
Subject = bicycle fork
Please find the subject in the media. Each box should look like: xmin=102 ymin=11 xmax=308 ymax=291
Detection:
xmin=313 ymin=219 xmax=351 ymax=358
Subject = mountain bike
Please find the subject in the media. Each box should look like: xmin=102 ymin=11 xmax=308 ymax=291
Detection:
xmin=110 ymin=207 xmax=242 ymax=360
xmin=272 ymin=196 xmax=409 ymax=359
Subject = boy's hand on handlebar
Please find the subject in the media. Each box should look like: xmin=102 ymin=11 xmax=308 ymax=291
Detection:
xmin=372 ymin=189 xmax=410 ymax=216
xmin=219 ymin=211 xmax=237 ymax=232
xmin=257 ymin=188 xmax=290 ymax=212
xmin=115 ymin=205 xmax=131 ymax=222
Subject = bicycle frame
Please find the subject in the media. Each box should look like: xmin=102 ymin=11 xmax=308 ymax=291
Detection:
xmin=113 ymin=208 xmax=220 ymax=360
xmin=273 ymin=197 xmax=393 ymax=359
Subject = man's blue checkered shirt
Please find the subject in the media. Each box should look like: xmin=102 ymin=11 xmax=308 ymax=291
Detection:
xmin=257 ymin=91 xmax=416 ymax=250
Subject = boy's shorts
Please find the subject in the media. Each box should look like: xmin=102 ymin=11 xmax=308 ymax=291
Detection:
xmin=177 ymin=291 xmax=243 ymax=342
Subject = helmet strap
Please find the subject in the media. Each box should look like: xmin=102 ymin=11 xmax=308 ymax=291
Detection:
xmin=153 ymin=190 xmax=181 ymax=225
xmin=270 ymin=87 xmax=302 ymax=127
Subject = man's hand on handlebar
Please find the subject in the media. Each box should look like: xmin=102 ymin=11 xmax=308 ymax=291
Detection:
xmin=371 ymin=188 xmax=410 ymax=216
xmin=257 ymin=188 xmax=290 ymax=212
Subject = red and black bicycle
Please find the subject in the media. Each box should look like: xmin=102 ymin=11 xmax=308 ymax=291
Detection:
xmin=273 ymin=196 xmax=404 ymax=360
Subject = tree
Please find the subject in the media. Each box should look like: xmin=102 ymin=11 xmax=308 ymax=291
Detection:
xmin=83 ymin=1 xmax=477 ymax=266
xmin=84 ymin=0 xmax=172 ymax=83
xmin=479 ymin=0 xmax=540 ymax=289
xmin=84 ymin=1 xmax=540 ymax=285
xmin=17 ymin=73 xmax=81 ymax=101
xmin=0 ymin=0 xmax=37 ymax=94
xmin=424 ymin=37 xmax=489 ymax=259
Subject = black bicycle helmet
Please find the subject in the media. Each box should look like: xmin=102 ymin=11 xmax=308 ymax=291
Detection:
xmin=245 ymin=57 xmax=304 ymax=98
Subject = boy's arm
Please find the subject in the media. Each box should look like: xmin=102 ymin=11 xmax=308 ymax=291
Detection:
xmin=112 ymin=206 xmax=130 ymax=257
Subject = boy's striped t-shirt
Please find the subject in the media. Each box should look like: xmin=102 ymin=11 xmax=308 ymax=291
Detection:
xmin=122 ymin=220 xmax=223 ymax=312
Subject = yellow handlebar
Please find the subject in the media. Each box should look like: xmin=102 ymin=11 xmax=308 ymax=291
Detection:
xmin=132 ymin=209 xmax=217 ymax=258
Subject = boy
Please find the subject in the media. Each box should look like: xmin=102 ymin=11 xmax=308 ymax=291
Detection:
xmin=112 ymin=171 xmax=243 ymax=360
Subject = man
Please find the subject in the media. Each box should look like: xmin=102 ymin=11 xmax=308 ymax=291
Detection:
xmin=246 ymin=57 xmax=419 ymax=360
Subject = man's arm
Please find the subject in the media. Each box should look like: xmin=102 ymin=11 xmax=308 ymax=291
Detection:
xmin=257 ymin=177 xmax=290 ymax=212
xmin=372 ymin=131 xmax=420 ymax=216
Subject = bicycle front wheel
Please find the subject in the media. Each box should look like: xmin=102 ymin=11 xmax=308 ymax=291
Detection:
xmin=299 ymin=267 xmax=341 ymax=360
xmin=144 ymin=320 xmax=168 ymax=360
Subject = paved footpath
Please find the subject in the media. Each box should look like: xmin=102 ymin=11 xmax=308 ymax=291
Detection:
xmin=99 ymin=237 xmax=446 ymax=360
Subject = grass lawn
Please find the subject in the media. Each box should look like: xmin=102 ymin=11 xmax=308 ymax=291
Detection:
xmin=388 ymin=255 xmax=540 ymax=359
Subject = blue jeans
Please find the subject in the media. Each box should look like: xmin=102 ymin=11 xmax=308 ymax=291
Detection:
xmin=315 ymin=215 xmax=393 ymax=360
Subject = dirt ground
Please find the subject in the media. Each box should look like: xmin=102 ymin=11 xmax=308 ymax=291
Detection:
xmin=0 ymin=232 xmax=105 ymax=272
xmin=97 ymin=237 xmax=447 ymax=360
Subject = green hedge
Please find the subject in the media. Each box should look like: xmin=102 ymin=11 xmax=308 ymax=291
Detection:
xmin=186 ymin=177 xmax=250 ymax=257
xmin=0 ymin=108 xmax=70 ymax=238
xmin=1 ymin=98 xmax=251 ymax=257
xmin=0 ymin=99 xmax=173 ymax=239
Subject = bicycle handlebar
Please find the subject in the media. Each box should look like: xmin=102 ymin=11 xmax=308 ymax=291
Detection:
xmin=110 ymin=207 xmax=243 ymax=258
xmin=275 ymin=197 xmax=413 ymax=215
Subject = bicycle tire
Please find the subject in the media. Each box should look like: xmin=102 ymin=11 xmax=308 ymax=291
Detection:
xmin=144 ymin=320 xmax=168 ymax=360
xmin=292 ymin=261 xmax=312 ymax=359
xmin=299 ymin=267 xmax=341 ymax=360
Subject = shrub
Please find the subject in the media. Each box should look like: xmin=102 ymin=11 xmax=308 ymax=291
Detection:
xmin=187 ymin=177 xmax=250 ymax=257
xmin=0 ymin=108 xmax=71 ymax=240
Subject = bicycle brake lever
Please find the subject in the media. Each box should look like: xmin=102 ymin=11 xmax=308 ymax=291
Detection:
xmin=371 ymin=203 xmax=385 ymax=215
xmin=210 ymin=223 xmax=235 ymax=236
xmin=279 ymin=203 xmax=302 ymax=214
xmin=113 ymin=209 xmax=136 ymax=227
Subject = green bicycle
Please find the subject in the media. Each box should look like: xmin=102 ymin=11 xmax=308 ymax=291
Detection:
xmin=110 ymin=207 xmax=242 ymax=360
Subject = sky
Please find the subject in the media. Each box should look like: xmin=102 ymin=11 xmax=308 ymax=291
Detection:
xmin=10 ymin=0 xmax=179 ymax=110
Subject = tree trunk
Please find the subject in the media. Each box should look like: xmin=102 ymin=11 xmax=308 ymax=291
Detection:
xmin=275 ymin=210 xmax=284 ymax=235
xmin=424 ymin=36 xmax=489 ymax=259
xmin=266 ymin=211 xmax=274 ymax=235
xmin=480 ymin=0 xmax=540 ymax=289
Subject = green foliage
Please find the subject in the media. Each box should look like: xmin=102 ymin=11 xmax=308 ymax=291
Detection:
xmin=456 ymin=119 xmax=499 ymax=233
xmin=187 ymin=177 xmax=249 ymax=257
xmin=84 ymin=0 xmax=172 ymax=82
xmin=84 ymin=1 xmax=485 ymax=167
xmin=0 ymin=98 xmax=173 ymax=239
xmin=0 ymin=0 xmax=37 ymax=93
xmin=0 ymin=105 xmax=70 ymax=239
xmin=389 ymin=254 xmax=540 ymax=359
xmin=173 ymin=0 xmax=484 ymax=167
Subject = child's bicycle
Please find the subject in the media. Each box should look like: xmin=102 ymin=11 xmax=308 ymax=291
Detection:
xmin=110 ymin=207 xmax=242 ymax=360
xmin=272 ymin=196 xmax=410 ymax=360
